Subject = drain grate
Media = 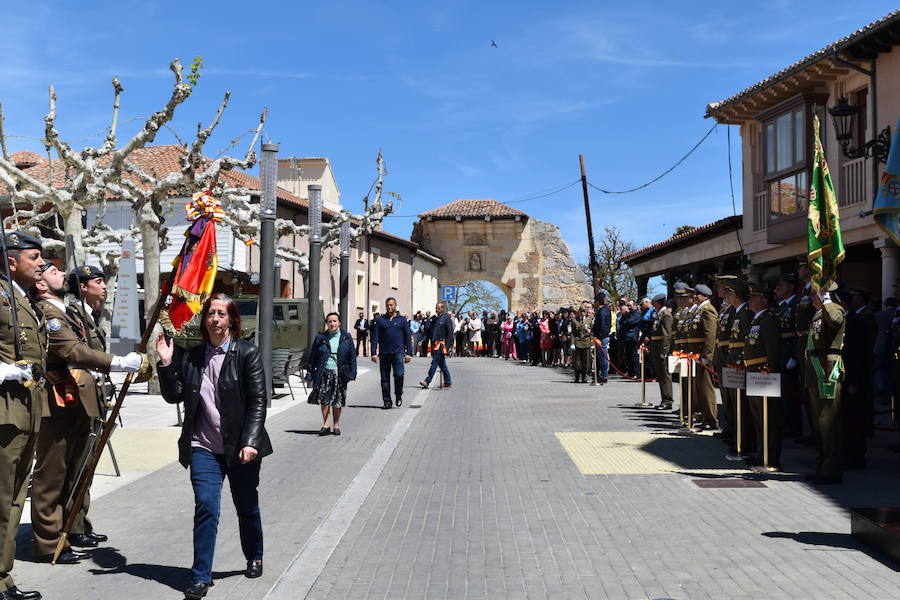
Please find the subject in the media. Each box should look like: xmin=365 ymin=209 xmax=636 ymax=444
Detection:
xmin=692 ymin=479 xmax=767 ymax=488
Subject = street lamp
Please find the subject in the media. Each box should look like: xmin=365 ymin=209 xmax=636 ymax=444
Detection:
xmin=307 ymin=184 xmax=323 ymax=352
xmin=828 ymin=96 xmax=891 ymax=163
xmin=338 ymin=219 xmax=351 ymax=327
xmin=258 ymin=142 xmax=279 ymax=407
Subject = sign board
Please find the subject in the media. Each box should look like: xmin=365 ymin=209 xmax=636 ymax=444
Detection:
xmin=440 ymin=285 xmax=457 ymax=302
xmin=746 ymin=372 xmax=781 ymax=397
xmin=111 ymin=239 xmax=140 ymax=342
xmin=721 ymin=367 xmax=746 ymax=390
xmin=667 ymin=356 xmax=679 ymax=374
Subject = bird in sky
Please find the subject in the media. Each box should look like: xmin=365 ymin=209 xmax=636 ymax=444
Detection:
xmin=490 ymin=40 xmax=498 ymax=48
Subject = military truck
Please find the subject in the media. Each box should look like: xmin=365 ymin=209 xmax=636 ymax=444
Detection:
xmin=172 ymin=296 xmax=321 ymax=350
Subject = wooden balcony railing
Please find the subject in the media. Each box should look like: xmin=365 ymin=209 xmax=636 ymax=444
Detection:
xmin=839 ymin=157 xmax=866 ymax=207
xmin=753 ymin=190 xmax=768 ymax=232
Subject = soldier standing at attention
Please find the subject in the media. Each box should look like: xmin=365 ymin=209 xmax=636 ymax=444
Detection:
xmin=668 ymin=283 xmax=693 ymax=418
xmin=0 ymin=231 xmax=46 ymax=600
xmin=569 ymin=304 xmax=594 ymax=384
xmin=774 ymin=274 xmax=802 ymax=439
xmin=30 ymin=264 xmax=146 ymax=563
xmin=687 ymin=284 xmax=718 ymax=429
xmin=794 ymin=262 xmax=817 ymax=446
xmin=713 ymin=276 xmax=737 ymax=444
xmin=649 ymin=293 xmax=673 ymax=409
xmin=725 ymin=280 xmax=755 ymax=455
xmin=804 ymin=281 xmax=846 ymax=485
xmin=743 ymin=283 xmax=782 ymax=473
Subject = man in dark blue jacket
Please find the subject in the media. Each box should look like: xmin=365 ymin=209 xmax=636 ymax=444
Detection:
xmin=420 ymin=302 xmax=453 ymax=389
xmin=370 ymin=298 xmax=413 ymax=408
xmin=620 ymin=300 xmax=643 ymax=378
xmin=593 ymin=292 xmax=612 ymax=384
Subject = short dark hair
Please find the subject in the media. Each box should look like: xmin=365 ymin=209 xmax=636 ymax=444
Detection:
xmin=325 ymin=312 xmax=340 ymax=323
xmin=385 ymin=297 xmax=397 ymax=305
xmin=200 ymin=293 xmax=242 ymax=342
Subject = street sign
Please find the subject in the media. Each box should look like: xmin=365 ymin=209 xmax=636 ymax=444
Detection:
xmin=721 ymin=367 xmax=746 ymax=389
xmin=441 ymin=285 xmax=457 ymax=302
xmin=746 ymin=372 xmax=781 ymax=397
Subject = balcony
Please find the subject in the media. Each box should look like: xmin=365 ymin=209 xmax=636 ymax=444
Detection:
xmin=753 ymin=191 xmax=768 ymax=231
xmin=839 ymin=157 xmax=867 ymax=207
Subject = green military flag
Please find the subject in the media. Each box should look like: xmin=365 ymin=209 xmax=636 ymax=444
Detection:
xmin=807 ymin=114 xmax=845 ymax=292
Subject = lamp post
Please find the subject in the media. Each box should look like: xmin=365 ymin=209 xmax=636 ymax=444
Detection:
xmin=258 ymin=142 xmax=279 ymax=407
xmin=307 ymin=184 xmax=323 ymax=352
xmin=339 ymin=219 xmax=351 ymax=327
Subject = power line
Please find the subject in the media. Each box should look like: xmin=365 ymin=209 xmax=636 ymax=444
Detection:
xmin=383 ymin=178 xmax=582 ymax=218
xmin=587 ymin=122 xmax=718 ymax=194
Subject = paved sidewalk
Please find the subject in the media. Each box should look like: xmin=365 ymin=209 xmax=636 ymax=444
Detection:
xmin=10 ymin=357 xmax=900 ymax=599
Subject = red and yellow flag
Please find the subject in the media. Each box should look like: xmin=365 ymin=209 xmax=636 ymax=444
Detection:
xmin=162 ymin=191 xmax=221 ymax=332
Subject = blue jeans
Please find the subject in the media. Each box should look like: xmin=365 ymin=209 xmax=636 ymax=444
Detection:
xmin=425 ymin=347 xmax=451 ymax=385
xmin=190 ymin=448 xmax=263 ymax=584
xmin=596 ymin=337 xmax=610 ymax=380
xmin=379 ymin=353 xmax=405 ymax=402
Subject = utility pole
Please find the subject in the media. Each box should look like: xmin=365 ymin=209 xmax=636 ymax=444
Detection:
xmin=258 ymin=143 xmax=279 ymax=407
xmin=579 ymin=154 xmax=600 ymax=298
xmin=307 ymin=184 xmax=324 ymax=353
xmin=338 ymin=219 xmax=351 ymax=327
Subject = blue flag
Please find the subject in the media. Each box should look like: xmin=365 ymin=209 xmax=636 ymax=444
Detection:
xmin=874 ymin=117 xmax=900 ymax=244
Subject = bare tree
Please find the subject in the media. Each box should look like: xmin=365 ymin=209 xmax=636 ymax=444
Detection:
xmin=580 ymin=225 xmax=637 ymax=304
xmin=448 ymin=280 xmax=507 ymax=315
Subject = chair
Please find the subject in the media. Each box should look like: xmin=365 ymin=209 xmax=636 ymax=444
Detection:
xmin=281 ymin=349 xmax=307 ymax=401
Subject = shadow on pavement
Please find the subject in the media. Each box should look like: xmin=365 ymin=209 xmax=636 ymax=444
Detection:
xmin=762 ymin=531 xmax=900 ymax=572
xmin=285 ymin=430 xmax=329 ymax=435
xmin=346 ymin=404 xmax=390 ymax=409
xmin=87 ymin=547 xmax=244 ymax=591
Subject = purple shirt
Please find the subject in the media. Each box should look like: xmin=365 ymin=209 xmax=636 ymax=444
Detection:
xmin=191 ymin=338 xmax=231 ymax=455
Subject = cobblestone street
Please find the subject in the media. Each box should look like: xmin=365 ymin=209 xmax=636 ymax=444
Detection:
xmin=13 ymin=358 xmax=900 ymax=599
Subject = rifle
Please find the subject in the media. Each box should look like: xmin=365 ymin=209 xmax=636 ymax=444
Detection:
xmin=52 ymin=265 xmax=177 ymax=565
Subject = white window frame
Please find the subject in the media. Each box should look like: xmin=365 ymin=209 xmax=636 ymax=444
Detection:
xmin=355 ymin=271 xmax=366 ymax=310
xmin=390 ymin=253 xmax=399 ymax=289
xmin=370 ymin=247 xmax=381 ymax=285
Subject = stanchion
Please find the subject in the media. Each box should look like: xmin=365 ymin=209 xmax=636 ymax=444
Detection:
xmin=590 ymin=343 xmax=599 ymax=386
xmin=725 ymin=387 xmax=745 ymax=462
xmin=762 ymin=395 xmax=769 ymax=467
xmin=636 ymin=345 xmax=650 ymax=406
xmin=678 ymin=357 xmax=697 ymax=434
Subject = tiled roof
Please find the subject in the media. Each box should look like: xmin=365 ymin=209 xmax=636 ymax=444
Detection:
xmin=9 ymin=150 xmax=45 ymax=168
xmin=418 ymin=198 xmax=528 ymax=219
xmin=706 ymin=10 xmax=900 ymax=118
xmin=1 ymin=144 xmax=310 ymax=209
xmin=623 ymin=215 xmax=743 ymax=263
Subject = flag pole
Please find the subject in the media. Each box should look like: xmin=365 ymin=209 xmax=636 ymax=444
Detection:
xmin=52 ymin=266 xmax=177 ymax=565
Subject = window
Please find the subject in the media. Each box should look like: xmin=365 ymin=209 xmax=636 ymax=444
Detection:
xmin=356 ymin=239 xmax=365 ymax=263
xmin=370 ymin=301 xmax=380 ymax=317
xmin=370 ymin=248 xmax=381 ymax=285
xmin=273 ymin=306 xmax=284 ymax=321
xmin=390 ymin=253 xmax=399 ymax=289
xmin=356 ymin=272 xmax=366 ymax=309
xmin=759 ymin=95 xmax=825 ymax=223
xmin=287 ymin=304 xmax=299 ymax=320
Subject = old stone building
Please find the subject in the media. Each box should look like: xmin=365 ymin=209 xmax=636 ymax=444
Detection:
xmin=412 ymin=199 xmax=590 ymax=312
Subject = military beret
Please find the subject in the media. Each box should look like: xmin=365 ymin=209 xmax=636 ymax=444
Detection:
xmin=725 ymin=280 xmax=749 ymax=294
xmin=747 ymin=282 xmax=767 ymax=296
xmin=70 ymin=265 xmax=106 ymax=281
xmin=37 ymin=262 xmax=56 ymax=274
xmin=3 ymin=231 xmax=42 ymax=251
xmin=694 ymin=283 xmax=713 ymax=296
xmin=833 ymin=290 xmax=852 ymax=305
xmin=673 ymin=281 xmax=689 ymax=291
xmin=652 ymin=293 xmax=666 ymax=303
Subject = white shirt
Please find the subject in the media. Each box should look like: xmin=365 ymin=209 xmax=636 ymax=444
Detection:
xmin=753 ymin=308 xmax=769 ymax=320
xmin=780 ymin=295 xmax=795 ymax=306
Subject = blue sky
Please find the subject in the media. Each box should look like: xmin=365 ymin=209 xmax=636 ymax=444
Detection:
xmin=2 ymin=1 xmax=897 ymax=264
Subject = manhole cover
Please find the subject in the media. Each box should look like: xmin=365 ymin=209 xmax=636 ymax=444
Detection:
xmin=692 ymin=479 xmax=767 ymax=488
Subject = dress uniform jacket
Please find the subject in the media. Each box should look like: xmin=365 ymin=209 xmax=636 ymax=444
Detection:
xmin=775 ymin=295 xmax=803 ymax=436
xmin=31 ymin=298 xmax=112 ymax=556
xmin=715 ymin=304 xmax=737 ymax=436
xmin=795 ymin=286 xmax=815 ymax=385
xmin=0 ymin=280 xmax=47 ymax=590
xmin=804 ymin=299 xmax=846 ymax=479
xmin=725 ymin=303 xmax=754 ymax=448
xmin=570 ymin=315 xmax=593 ymax=381
xmin=650 ymin=307 xmax=673 ymax=405
xmin=744 ymin=309 xmax=782 ymax=466
xmin=686 ymin=301 xmax=718 ymax=427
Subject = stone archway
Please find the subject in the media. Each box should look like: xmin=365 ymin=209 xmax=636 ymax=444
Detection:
xmin=412 ymin=199 xmax=590 ymax=312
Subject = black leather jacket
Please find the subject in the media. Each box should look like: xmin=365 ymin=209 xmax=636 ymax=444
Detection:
xmin=158 ymin=337 xmax=273 ymax=468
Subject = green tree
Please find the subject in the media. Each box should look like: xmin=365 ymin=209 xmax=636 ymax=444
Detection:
xmin=580 ymin=225 xmax=637 ymax=305
xmin=447 ymin=280 xmax=507 ymax=315
xmin=673 ymin=224 xmax=696 ymax=236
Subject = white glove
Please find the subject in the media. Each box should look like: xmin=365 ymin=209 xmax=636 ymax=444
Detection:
xmin=110 ymin=352 xmax=143 ymax=373
xmin=0 ymin=363 xmax=32 ymax=383
xmin=786 ymin=358 xmax=797 ymax=370
xmin=570 ymin=344 xmax=576 ymax=351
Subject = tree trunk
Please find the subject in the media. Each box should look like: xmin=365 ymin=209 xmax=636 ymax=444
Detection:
xmin=139 ymin=203 xmax=163 ymax=394
xmin=63 ymin=204 xmax=86 ymax=270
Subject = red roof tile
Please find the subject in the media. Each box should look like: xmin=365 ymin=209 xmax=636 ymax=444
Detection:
xmin=9 ymin=150 xmax=45 ymax=168
xmin=623 ymin=215 xmax=743 ymax=263
xmin=418 ymin=198 xmax=527 ymax=219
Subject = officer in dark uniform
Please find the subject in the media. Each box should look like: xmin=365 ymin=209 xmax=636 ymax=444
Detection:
xmin=30 ymin=264 xmax=147 ymax=563
xmin=0 ymin=231 xmax=46 ymax=600
xmin=774 ymin=273 xmax=801 ymax=438
xmin=669 ymin=283 xmax=693 ymax=419
xmin=842 ymin=288 xmax=876 ymax=469
xmin=713 ymin=275 xmax=737 ymax=443
xmin=795 ymin=262 xmax=817 ymax=446
xmin=687 ymin=284 xmax=718 ymax=429
xmin=744 ymin=283 xmax=782 ymax=473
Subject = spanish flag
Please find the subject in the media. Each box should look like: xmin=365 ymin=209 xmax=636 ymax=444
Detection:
xmin=162 ymin=191 xmax=220 ymax=333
